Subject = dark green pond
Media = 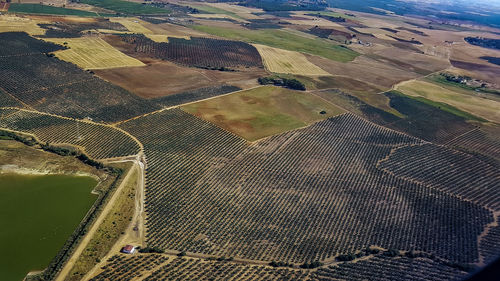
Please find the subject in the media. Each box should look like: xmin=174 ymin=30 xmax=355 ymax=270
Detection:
xmin=0 ymin=173 xmax=97 ymax=281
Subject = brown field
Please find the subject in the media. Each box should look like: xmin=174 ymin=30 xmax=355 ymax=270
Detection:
xmin=182 ymin=86 xmax=345 ymax=141
xmin=308 ymin=54 xmax=419 ymax=89
xmin=94 ymin=59 xmax=265 ymax=99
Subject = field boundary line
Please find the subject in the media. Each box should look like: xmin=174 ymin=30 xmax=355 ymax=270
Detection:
xmin=0 ymin=106 xmax=144 ymax=156
xmin=112 ymin=85 xmax=265 ymax=126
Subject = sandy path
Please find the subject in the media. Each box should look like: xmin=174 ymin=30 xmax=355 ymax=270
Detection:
xmin=54 ymin=157 xmax=142 ymax=281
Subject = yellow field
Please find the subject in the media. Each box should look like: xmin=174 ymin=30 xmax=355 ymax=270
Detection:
xmin=395 ymin=80 xmax=500 ymax=123
xmin=0 ymin=15 xmax=46 ymax=35
xmin=45 ymin=37 xmax=145 ymax=70
xmin=109 ymin=17 xmax=152 ymax=34
xmin=253 ymin=44 xmax=331 ymax=76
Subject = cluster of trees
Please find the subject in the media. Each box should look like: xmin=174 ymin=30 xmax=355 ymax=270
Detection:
xmin=258 ymin=76 xmax=306 ymax=90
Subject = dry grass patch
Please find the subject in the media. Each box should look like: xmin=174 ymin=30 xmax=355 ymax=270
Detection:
xmin=182 ymin=85 xmax=345 ymax=141
xmin=45 ymin=37 xmax=145 ymax=70
xmin=254 ymin=44 xmax=330 ymax=76
xmin=395 ymin=80 xmax=500 ymax=123
xmin=0 ymin=14 xmax=46 ymax=35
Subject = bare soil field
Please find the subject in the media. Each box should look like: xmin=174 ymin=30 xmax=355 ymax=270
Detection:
xmin=94 ymin=59 xmax=265 ymax=99
xmin=307 ymin=54 xmax=419 ymax=89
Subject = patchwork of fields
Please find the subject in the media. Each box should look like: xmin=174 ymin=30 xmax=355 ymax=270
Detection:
xmin=1 ymin=3 xmax=500 ymax=281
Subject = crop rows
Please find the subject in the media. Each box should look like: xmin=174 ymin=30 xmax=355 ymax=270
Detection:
xmin=446 ymin=127 xmax=500 ymax=161
xmin=384 ymin=92 xmax=477 ymax=143
xmin=121 ymin=35 xmax=263 ymax=69
xmin=479 ymin=225 xmax=500 ymax=265
xmin=378 ymin=144 xmax=500 ymax=212
xmin=0 ymin=32 xmax=65 ymax=57
xmin=314 ymin=256 xmax=468 ymax=281
xmin=0 ymin=32 xmax=160 ymax=122
xmin=144 ymin=258 xmax=311 ymax=281
xmin=0 ymin=108 xmax=140 ymax=159
xmin=90 ymin=254 xmax=169 ymax=281
xmin=120 ymin=111 xmax=491 ymax=265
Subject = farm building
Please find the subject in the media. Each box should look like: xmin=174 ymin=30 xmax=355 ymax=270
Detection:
xmin=121 ymin=245 xmax=136 ymax=254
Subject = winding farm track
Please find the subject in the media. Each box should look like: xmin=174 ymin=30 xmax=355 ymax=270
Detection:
xmin=55 ymin=157 xmax=145 ymax=281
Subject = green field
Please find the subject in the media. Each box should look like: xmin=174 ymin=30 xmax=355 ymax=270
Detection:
xmin=182 ymin=86 xmax=345 ymax=141
xmin=8 ymin=3 xmax=101 ymax=17
xmin=0 ymin=174 xmax=97 ymax=281
xmin=192 ymin=25 xmax=359 ymax=62
xmin=80 ymin=0 xmax=170 ymax=15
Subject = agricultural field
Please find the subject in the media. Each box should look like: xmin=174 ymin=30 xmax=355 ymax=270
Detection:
xmin=109 ymin=17 xmax=152 ymax=34
xmin=44 ymin=37 xmax=145 ymax=69
xmin=0 ymin=32 xmax=160 ymax=122
xmin=78 ymin=0 xmax=170 ymax=15
xmin=394 ymin=80 xmax=499 ymax=123
xmin=119 ymin=109 xmax=495 ymax=269
xmin=118 ymin=34 xmax=263 ymax=69
xmin=0 ymin=108 xmax=141 ymax=159
xmin=192 ymin=25 xmax=360 ymax=62
xmin=94 ymin=59 xmax=261 ymax=99
xmin=1 ymin=1 xmax=500 ymax=280
xmin=8 ymin=3 xmax=103 ymax=17
xmin=253 ymin=44 xmax=331 ymax=76
xmin=182 ymin=86 xmax=345 ymax=141
xmin=0 ymin=14 xmax=46 ymax=35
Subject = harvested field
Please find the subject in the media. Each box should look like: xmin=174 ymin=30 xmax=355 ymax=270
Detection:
xmin=253 ymin=44 xmax=330 ymax=76
xmin=182 ymin=86 xmax=345 ymax=141
xmin=109 ymin=17 xmax=152 ymax=34
xmin=119 ymin=110 xmax=495 ymax=265
xmin=119 ymin=34 xmax=263 ymax=69
xmin=94 ymin=59 xmax=264 ymax=98
xmin=395 ymin=80 xmax=499 ymax=123
xmin=0 ymin=15 xmax=46 ymax=35
xmin=44 ymin=37 xmax=145 ymax=70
